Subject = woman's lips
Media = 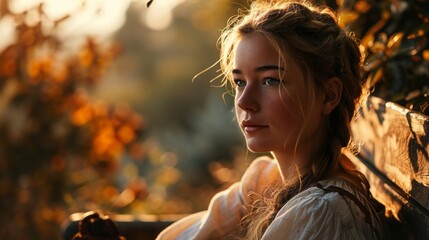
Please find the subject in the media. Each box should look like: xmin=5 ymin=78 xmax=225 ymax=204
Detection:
xmin=242 ymin=121 xmax=268 ymax=134
xmin=244 ymin=125 xmax=268 ymax=133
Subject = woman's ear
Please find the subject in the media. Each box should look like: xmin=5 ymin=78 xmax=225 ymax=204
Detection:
xmin=322 ymin=77 xmax=342 ymax=115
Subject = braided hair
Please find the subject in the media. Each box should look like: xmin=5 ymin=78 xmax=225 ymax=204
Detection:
xmin=218 ymin=1 xmax=370 ymax=239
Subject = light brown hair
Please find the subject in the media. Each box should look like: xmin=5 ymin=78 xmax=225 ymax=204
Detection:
xmin=218 ymin=1 xmax=371 ymax=239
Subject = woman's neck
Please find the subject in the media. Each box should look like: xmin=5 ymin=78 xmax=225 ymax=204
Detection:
xmin=271 ymin=150 xmax=314 ymax=184
xmin=271 ymin=124 xmax=332 ymax=183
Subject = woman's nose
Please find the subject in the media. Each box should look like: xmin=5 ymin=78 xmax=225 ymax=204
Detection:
xmin=236 ymin=87 xmax=259 ymax=112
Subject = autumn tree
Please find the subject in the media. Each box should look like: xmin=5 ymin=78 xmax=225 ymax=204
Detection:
xmin=0 ymin=2 xmax=144 ymax=239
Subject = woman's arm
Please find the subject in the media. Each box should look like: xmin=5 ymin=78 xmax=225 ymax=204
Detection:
xmin=156 ymin=156 xmax=280 ymax=240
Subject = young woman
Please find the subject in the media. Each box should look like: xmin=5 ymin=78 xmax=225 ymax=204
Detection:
xmin=157 ymin=1 xmax=386 ymax=239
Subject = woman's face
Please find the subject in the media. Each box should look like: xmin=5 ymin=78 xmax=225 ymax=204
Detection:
xmin=233 ymin=33 xmax=324 ymax=154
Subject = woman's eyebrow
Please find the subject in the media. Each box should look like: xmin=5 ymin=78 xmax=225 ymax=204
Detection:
xmin=232 ymin=65 xmax=285 ymax=74
xmin=255 ymin=65 xmax=285 ymax=72
xmin=232 ymin=69 xmax=242 ymax=74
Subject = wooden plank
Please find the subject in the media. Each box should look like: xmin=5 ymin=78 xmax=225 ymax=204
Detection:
xmin=346 ymin=151 xmax=428 ymax=239
xmin=348 ymin=96 xmax=429 ymax=240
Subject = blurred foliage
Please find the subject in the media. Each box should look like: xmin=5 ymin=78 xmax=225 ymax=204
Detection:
xmin=336 ymin=0 xmax=429 ymax=115
xmin=0 ymin=2 xmax=145 ymax=239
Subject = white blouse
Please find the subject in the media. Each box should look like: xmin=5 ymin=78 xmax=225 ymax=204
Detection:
xmin=156 ymin=157 xmax=385 ymax=240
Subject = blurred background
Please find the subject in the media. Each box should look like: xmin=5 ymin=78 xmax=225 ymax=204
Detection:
xmin=0 ymin=0 xmax=250 ymax=239
xmin=0 ymin=0 xmax=427 ymax=239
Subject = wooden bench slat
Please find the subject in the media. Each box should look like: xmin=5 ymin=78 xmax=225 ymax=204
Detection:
xmin=349 ymin=96 xmax=429 ymax=240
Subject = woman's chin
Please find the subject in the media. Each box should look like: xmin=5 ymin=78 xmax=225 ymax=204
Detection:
xmin=246 ymin=143 xmax=270 ymax=153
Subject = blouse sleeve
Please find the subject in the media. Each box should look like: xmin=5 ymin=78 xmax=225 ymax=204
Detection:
xmin=261 ymin=188 xmax=369 ymax=240
xmin=156 ymin=156 xmax=281 ymax=240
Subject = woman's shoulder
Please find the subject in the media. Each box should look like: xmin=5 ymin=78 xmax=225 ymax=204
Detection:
xmin=240 ymin=156 xmax=281 ymax=205
xmin=263 ymin=178 xmax=381 ymax=239
xmin=278 ymin=179 xmax=354 ymax=218
xmin=282 ymin=178 xmax=372 ymax=220
xmin=241 ymin=156 xmax=280 ymax=183
xmin=290 ymin=178 xmax=371 ymax=202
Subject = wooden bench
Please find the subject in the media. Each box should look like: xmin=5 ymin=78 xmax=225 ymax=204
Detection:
xmin=63 ymin=96 xmax=429 ymax=240
xmin=347 ymin=96 xmax=429 ymax=240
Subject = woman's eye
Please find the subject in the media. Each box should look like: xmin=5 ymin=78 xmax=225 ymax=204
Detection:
xmin=262 ymin=78 xmax=281 ymax=86
xmin=233 ymin=79 xmax=246 ymax=87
